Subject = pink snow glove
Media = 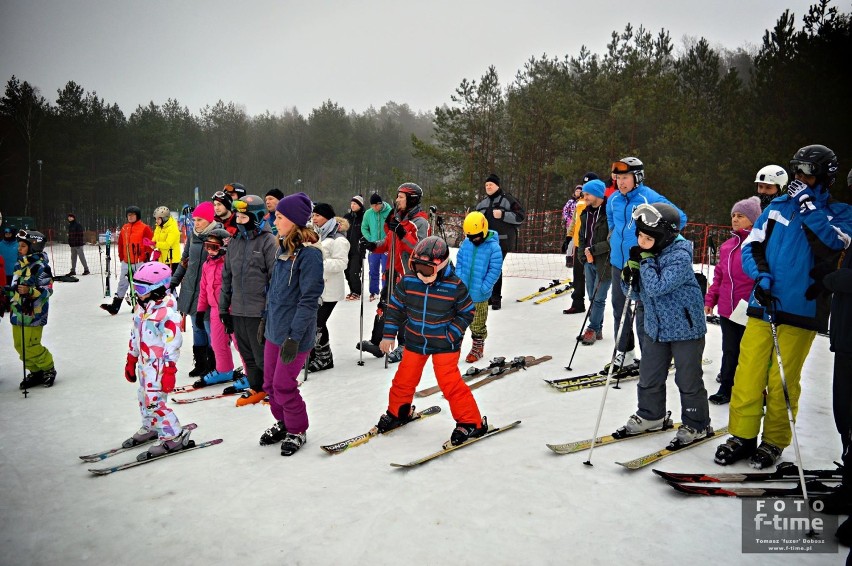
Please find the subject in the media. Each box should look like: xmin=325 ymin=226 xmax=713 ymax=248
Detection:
xmin=142 ymin=237 xmax=155 ymax=248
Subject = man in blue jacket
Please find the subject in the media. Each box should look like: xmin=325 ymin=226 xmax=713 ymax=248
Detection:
xmin=716 ymin=144 xmax=852 ymax=471
xmin=606 ymin=157 xmax=686 ymax=368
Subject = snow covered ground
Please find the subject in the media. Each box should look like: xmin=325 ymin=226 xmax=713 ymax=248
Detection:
xmin=0 ymin=261 xmax=847 ymax=566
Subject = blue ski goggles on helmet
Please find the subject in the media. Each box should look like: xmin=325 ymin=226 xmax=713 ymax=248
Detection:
xmin=133 ymin=281 xmax=165 ymax=296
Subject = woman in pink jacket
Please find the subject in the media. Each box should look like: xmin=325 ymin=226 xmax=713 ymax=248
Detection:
xmin=704 ymin=196 xmax=761 ymax=404
xmin=196 ymin=229 xmax=243 ymax=388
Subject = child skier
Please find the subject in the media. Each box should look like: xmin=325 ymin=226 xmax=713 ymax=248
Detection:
xmin=7 ymin=230 xmax=57 ymax=388
xmin=703 ymin=196 xmax=760 ymax=404
xmin=196 ymin=228 xmax=244 ymax=388
xmin=715 ymin=144 xmax=852 ymax=469
xmin=122 ymin=262 xmax=191 ymax=461
xmin=258 ymin=192 xmax=324 ymax=456
xmin=375 ymin=236 xmax=487 ymax=446
xmin=614 ymin=203 xmax=711 ymax=450
xmin=455 ymin=211 xmax=503 ymax=363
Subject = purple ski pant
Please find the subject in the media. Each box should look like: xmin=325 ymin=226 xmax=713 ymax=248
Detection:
xmin=263 ymin=341 xmax=310 ymax=434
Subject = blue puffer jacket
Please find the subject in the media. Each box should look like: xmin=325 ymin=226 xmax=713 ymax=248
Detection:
xmin=383 ymin=262 xmax=474 ymax=355
xmin=742 ymin=186 xmax=852 ymax=332
xmin=624 ymin=237 xmax=706 ymax=342
xmin=455 ymin=230 xmax=503 ymax=303
xmin=264 ymin=242 xmax=324 ymax=351
xmin=607 ymin=185 xmax=687 ymax=270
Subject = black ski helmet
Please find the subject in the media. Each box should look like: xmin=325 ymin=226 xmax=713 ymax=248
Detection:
xmin=234 ymin=194 xmax=266 ymax=229
xmin=633 ymin=203 xmax=680 ymax=252
xmin=790 ymin=144 xmax=839 ymax=188
xmin=397 ymin=183 xmax=423 ymax=208
xmin=612 ymin=157 xmax=645 ymax=186
xmin=126 ymin=205 xmax=142 ymax=220
xmin=225 ymin=182 xmax=247 ymax=199
xmin=410 ymin=236 xmax=450 ymax=273
xmin=16 ymin=229 xmax=47 ymax=253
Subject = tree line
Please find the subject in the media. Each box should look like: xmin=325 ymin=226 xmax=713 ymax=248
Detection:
xmin=1 ymin=0 xmax=849 ymax=236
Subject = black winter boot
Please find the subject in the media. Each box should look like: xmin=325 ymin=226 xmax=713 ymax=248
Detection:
xmin=188 ymin=346 xmax=208 ymax=378
xmin=100 ymin=297 xmax=122 ymax=315
xmin=206 ymin=347 xmax=217 ymax=376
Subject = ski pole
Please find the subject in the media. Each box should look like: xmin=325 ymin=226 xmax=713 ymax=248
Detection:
xmin=97 ymin=243 xmax=105 ymax=297
xmin=357 ymin=254 xmax=365 ymax=367
xmin=583 ymin=295 xmax=635 ymax=466
xmin=766 ymin=307 xmax=818 ymax=536
xmin=565 ymin=271 xmax=603 ymax=371
xmin=384 ymin=231 xmax=397 ymax=369
xmin=19 ymin=307 xmax=29 ymax=399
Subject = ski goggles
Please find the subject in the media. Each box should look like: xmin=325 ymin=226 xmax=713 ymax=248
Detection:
xmin=631 ymin=203 xmax=663 ymax=227
xmin=611 ymin=161 xmax=632 ymax=174
xmin=789 ymin=160 xmax=824 ymax=177
xmin=133 ymin=281 xmax=164 ymax=296
xmin=17 ymin=229 xmax=45 ymax=244
xmin=232 ymin=199 xmax=248 ymax=213
xmin=411 ymin=261 xmax=437 ymax=277
xmin=204 ymin=241 xmax=223 ymax=254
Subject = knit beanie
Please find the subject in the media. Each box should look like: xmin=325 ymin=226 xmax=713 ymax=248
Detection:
xmin=485 ymin=173 xmax=501 ymax=187
xmin=369 ymin=193 xmax=383 ymax=205
xmin=351 ymin=195 xmax=365 ymax=209
xmin=581 ymin=179 xmax=606 ymax=199
xmin=313 ymin=202 xmax=336 ymax=221
xmin=582 ymin=172 xmax=599 ymax=183
xmin=265 ymin=188 xmax=284 ymax=200
xmin=192 ymin=201 xmax=216 ymax=223
xmin=276 ymin=192 xmax=313 ymax=227
xmin=212 ymin=191 xmax=233 ymax=209
xmin=731 ymin=196 xmax=762 ymax=225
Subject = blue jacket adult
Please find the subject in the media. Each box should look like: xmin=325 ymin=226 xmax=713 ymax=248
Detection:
xmin=361 ymin=202 xmax=392 ymax=242
xmin=607 ymin=185 xmax=687 ymax=270
xmin=624 ymin=237 xmax=706 ymax=342
xmin=264 ymin=242 xmax=324 ymax=351
xmin=455 ymin=230 xmax=503 ymax=303
xmin=383 ymin=262 xmax=474 ymax=355
xmin=742 ymin=186 xmax=852 ymax=332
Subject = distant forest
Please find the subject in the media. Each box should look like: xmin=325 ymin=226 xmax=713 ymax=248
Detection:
xmin=1 ymin=0 xmax=850 ymax=234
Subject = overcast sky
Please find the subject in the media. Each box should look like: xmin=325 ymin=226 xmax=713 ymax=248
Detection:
xmin=0 ymin=0 xmax=822 ymax=118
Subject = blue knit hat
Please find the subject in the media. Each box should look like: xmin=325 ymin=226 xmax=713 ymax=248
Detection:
xmin=581 ymin=179 xmax=606 ymax=199
xmin=276 ymin=192 xmax=313 ymax=227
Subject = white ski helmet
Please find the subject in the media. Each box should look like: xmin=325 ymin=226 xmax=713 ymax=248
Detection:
xmin=754 ymin=165 xmax=789 ymax=190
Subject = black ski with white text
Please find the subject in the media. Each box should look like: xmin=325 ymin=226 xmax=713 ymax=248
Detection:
xmin=88 ymin=438 xmax=223 ymax=475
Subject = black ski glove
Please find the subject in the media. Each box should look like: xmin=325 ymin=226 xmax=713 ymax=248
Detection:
xmin=279 ymin=338 xmax=300 ymax=364
xmin=359 ymin=236 xmax=377 ymax=253
xmin=804 ymin=263 xmax=834 ymax=301
xmin=257 ymin=318 xmax=266 ymax=344
xmin=220 ymin=312 xmax=234 ymax=334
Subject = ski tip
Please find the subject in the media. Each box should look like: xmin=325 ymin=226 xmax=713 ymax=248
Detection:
xmin=582 ymin=460 xmax=593 ymax=467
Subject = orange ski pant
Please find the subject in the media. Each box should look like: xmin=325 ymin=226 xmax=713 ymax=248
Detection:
xmin=388 ymin=349 xmax=482 ymax=425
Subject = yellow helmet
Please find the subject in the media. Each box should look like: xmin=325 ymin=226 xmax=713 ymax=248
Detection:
xmin=463 ymin=211 xmax=488 ymax=235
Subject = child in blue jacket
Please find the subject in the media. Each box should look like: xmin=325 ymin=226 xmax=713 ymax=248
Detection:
xmin=614 ymin=203 xmax=710 ymax=450
xmin=455 ymin=212 xmax=503 ymax=362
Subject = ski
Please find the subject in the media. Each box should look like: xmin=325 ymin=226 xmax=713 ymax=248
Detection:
xmin=390 ymin=420 xmax=521 ymax=468
xmin=616 ymin=426 xmax=728 ymax=470
xmin=88 ymin=438 xmax=223 ymax=475
xmin=516 ymin=279 xmax=570 ymax=302
xmin=546 ymin=413 xmax=676 ymax=454
xmin=320 ymin=406 xmax=442 ymax=455
xmin=652 ymin=463 xmax=844 ymax=484
xmin=415 ymin=358 xmax=506 ymax=397
xmin=547 ymin=361 xmax=641 ymax=387
xmin=666 ymin=479 xmax=840 ymax=498
xmin=532 ymin=283 xmax=574 ymax=304
xmin=554 ymin=373 xmax=639 ymax=392
xmin=467 ymin=356 xmax=552 ymax=392
xmin=173 ymin=392 xmax=239 ymax=404
xmin=79 ymin=423 xmax=198 ymax=463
